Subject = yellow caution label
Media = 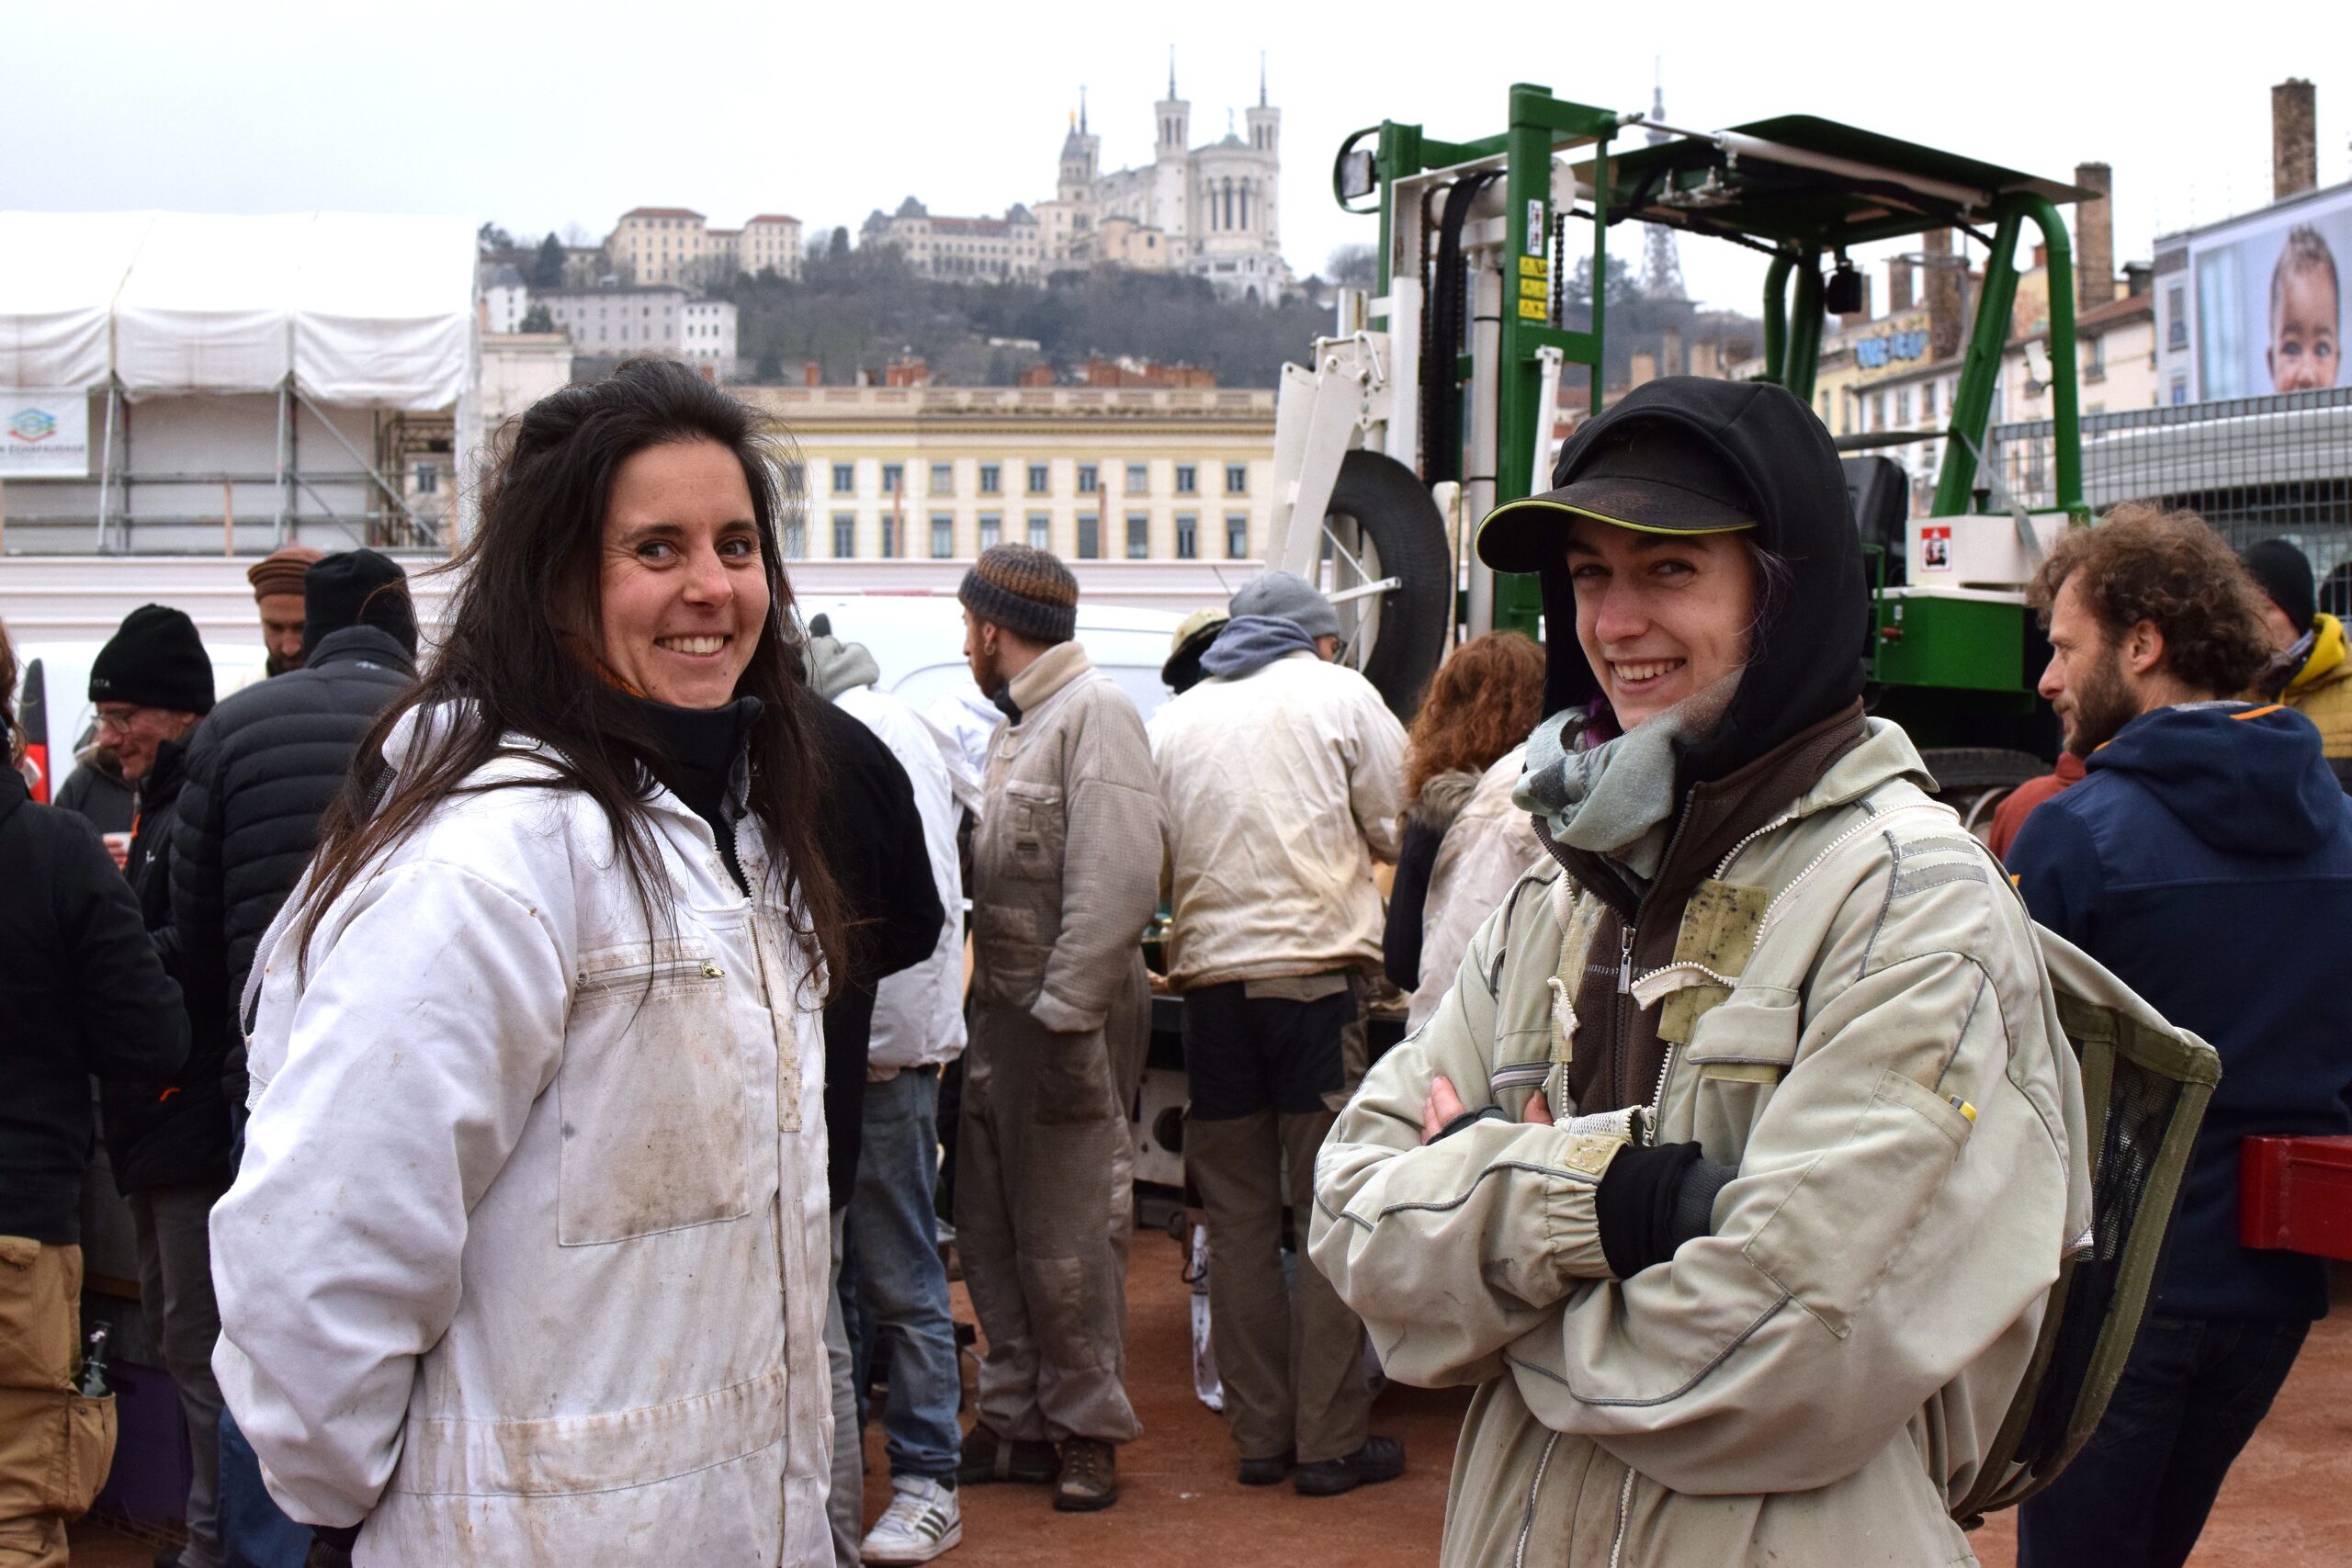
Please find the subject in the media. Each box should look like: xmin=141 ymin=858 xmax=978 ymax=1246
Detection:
xmin=1516 ymin=299 xmax=1548 ymax=321
xmin=1519 ymin=277 xmax=1547 ymax=300
xmin=1518 ymin=255 xmax=1549 ymax=277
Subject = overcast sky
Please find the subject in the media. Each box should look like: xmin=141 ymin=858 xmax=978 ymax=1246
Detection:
xmin=9 ymin=1 xmax=2347 ymax=315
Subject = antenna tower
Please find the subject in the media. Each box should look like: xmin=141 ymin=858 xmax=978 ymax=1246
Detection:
xmin=1640 ymin=60 xmax=1687 ymax=300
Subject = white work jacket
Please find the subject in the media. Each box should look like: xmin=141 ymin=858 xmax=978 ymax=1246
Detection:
xmin=210 ymin=706 xmax=832 ymax=1565
xmin=836 ymin=683 xmax=977 ymax=1070
xmin=1148 ymin=650 xmax=1407 ymax=989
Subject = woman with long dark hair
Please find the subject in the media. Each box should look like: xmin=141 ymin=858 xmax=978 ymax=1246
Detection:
xmin=210 ymin=359 xmax=847 ymax=1564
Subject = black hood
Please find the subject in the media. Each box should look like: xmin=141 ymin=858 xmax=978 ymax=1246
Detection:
xmin=1534 ymin=377 xmax=1866 ymax=785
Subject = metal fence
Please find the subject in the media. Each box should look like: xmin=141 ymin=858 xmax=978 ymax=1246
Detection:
xmin=1984 ymin=388 xmax=2352 ymax=581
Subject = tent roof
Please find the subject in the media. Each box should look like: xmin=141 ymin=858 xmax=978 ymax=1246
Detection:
xmin=0 ymin=211 xmax=477 ymax=410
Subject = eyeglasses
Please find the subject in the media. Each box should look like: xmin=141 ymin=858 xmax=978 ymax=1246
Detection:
xmin=93 ymin=707 xmax=153 ymax=738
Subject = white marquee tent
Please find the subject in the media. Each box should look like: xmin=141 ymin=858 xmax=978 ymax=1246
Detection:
xmin=0 ymin=210 xmax=479 ymax=549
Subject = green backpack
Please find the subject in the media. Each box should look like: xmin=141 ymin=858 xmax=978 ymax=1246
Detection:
xmin=1951 ymin=922 xmax=2221 ymax=1524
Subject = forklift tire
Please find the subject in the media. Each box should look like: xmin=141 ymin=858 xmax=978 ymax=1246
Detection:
xmin=1918 ymin=748 xmax=2050 ymax=794
xmin=1325 ymin=448 xmax=1452 ymax=721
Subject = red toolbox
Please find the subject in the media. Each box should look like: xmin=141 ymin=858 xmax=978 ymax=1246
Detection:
xmin=2240 ymin=1136 xmax=2352 ymax=1261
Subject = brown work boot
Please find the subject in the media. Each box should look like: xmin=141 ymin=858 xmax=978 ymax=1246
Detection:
xmin=957 ymin=1422 xmax=1058 ymax=1485
xmin=1052 ymin=1437 xmax=1120 ymax=1512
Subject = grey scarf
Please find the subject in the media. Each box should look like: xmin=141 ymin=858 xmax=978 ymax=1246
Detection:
xmin=1512 ymin=674 xmax=1741 ymax=885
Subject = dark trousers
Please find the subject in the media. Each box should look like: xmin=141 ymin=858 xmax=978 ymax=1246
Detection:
xmin=1182 ymin=976 xmax=1372 ymax=1465
xmin=2017 ymin=1314 xmax=2310 ymax=1568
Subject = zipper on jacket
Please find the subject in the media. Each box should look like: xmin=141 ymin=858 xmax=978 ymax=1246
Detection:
xmin=577 ymin=955 xmax=724 ymax=996
xmin=1511 ymin=1433 xmax=1562 ymax=1568
xmin=1607 ymin=1466 xmax=1637 ymax=1568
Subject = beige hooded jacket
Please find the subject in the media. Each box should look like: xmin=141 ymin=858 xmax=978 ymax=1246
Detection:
xmin=1310 ymin=720 xmax=2089 ymax=1567
xmin=1407 ymin=743 xmax=1544 ymax=1029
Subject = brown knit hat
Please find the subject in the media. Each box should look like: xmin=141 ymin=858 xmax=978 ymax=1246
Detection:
xmin=957 ymin=544 xmax=1079 ymax=646
xmin=247 ymin=545 xmax=325 ymax=602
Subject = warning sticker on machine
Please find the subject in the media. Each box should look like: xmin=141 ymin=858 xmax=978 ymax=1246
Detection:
xmin=1519 ymin=277 xmax=1547 ymax=300
xmin=1516 ymin=299 xmax=1547 ymax=320
xmin=1527 ymin=201 xmax=1545 ymax=252
xmin=1920 ymin=525 xmax=1952 ymax=571
xmin=1518 ymin=255 xmax=1548 ymax=277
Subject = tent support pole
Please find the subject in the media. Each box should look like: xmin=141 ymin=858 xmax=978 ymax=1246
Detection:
xmin=96 ymin=383 xmax=120 ymax=555
xmin=275 ymin=378 xmax=292 ymax=546
xmin=289 ymin=385 xmax=434 ymax=546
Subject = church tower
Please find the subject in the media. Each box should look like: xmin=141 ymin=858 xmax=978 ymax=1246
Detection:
xmin=1245 ymin=52 xmax=1279 ymax=158
xmin=1156 ymin=51 xmax=1189 ymax=159
xmin=1058 ymin=88 xmax=1098 ymax=201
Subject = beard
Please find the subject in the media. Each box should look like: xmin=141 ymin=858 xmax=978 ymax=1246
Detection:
xmin=2063 ymin=643 xmax=2138 ymax=756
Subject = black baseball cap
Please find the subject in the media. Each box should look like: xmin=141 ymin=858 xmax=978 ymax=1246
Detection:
xmin=1476 ymin=414 xmax=1758 ymax=574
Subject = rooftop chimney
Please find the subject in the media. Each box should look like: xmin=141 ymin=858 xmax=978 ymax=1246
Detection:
xmin=2075 ymin=162 xmax=2113 ymax=312
xmin=1889 ymin=258 xmax=1917 ymax=313
xmin=2274 ymin=79 xmax=2317 ymax=199
xmin=1925 ymin=229 xmax=1963 ymax=359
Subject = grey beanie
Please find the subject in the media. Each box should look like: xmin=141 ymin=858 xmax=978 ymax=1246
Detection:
xmin=1229 ymin=570 xmax=1340 ymax=640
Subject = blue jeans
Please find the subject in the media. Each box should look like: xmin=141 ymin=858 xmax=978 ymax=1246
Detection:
xmin=844 ymin=1065 xmax=962 ymax=1481
xmin=217 ymin=1407 xmax=311 ymax=1568
xmin=2018 ymin=1314 xmax=2310 ymax=1568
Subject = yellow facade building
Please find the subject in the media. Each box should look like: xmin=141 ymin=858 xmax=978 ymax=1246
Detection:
xmin=741 ymin=384 xmax=1277 ymax=565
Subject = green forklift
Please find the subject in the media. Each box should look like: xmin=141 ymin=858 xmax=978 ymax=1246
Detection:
xmin=1264 ymin=83 xmax=2097 ymax=820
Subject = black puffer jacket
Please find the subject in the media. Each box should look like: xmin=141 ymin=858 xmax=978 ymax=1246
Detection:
xmin=172 ymin=625 xmax=415 ymax=1109
xmin=0 ymin=764 xmax=188 ymax=1242
xmin=102 ymin=739 xmax=235 ymax=1193
xmin=809 ymin=698 xmax=946 ymax=1209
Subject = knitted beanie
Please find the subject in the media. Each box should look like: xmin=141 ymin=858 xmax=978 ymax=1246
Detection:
xmin=2243 ymin=538 xmax=2315 ymax=633
xmin=247 ymin=545 xmax=325 ymax=602
xmin=90 ymin=604 xmax=215 ymax=715
xmin=957 ymin=544 xmax=1078 ymax=646
xmin=304 ymin=549 xmax=418 ymax=659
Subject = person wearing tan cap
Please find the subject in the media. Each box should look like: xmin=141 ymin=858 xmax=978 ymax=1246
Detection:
xmin=245 ymin=547 xmax=324 ymax=675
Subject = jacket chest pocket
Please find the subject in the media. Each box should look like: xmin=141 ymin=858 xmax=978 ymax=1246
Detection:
xmin=558 ymin=940 xmax=756 ymax=1247
xmin=997 ymin=781 xmax=1066 ymax=883
xmin=1679 ymin=995 xmax=1802 ymax=1161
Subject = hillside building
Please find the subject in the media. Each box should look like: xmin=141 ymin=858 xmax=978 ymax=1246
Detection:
xmin=605 ymin=208 xmax=802 ymax=287
xmin=859 ymin=198 xmax=1044 ymax=282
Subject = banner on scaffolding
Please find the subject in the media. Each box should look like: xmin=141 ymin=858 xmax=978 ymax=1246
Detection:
xmin=0 ymin=390 xmax=92 ymax=478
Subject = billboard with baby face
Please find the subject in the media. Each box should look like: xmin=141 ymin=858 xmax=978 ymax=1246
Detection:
xmin=2188 ymin=183 xmax=2352 ymax=400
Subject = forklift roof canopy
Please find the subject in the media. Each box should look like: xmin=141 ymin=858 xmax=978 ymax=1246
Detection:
xmin=1576 ymin=115 xmax=2093 ymax=254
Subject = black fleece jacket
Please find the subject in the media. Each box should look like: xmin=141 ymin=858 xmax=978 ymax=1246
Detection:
xmin=0 ymin=765 xmax=188 ymax=1240
xmin=172 ymin=625 xmax=416 ymax=1109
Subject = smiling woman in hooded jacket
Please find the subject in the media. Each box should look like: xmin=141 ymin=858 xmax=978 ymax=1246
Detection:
xmin=209 ymin=360 xmax=850 ymax=1565
xmin=1310 ymin=378 xmax=2086 ymax=1566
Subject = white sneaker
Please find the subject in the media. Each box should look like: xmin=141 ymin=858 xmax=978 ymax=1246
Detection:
xmin=859 ymin=1474 xmax=963 ymax=1563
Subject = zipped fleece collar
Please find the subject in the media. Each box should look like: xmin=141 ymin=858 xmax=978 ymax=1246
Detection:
xmin=1547 ymin=701 xmax=1873 ymax=1115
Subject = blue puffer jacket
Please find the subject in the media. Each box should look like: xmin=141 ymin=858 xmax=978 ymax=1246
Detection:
xmin=2008 ymin=701 xmax=2352 ymax=1320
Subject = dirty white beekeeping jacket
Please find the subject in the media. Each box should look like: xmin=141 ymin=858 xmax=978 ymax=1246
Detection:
xmin=1148 ymin=650 xmax=1407 ymax=988
xmin=210 ymin=706 xmax=833 ymax=1566
xmin=837 ymin=682 xmax=978 ymax=1070
xmin=1406 ymin=743 xmax=1544 ymax=1030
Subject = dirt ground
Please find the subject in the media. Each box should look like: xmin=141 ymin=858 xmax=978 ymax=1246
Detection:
xmin=73 ymin=1242 xmax=2352 ymax=1566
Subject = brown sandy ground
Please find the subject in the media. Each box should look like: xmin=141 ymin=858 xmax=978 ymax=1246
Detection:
xmin=73 ymin=1247 xmax=2352 ymax=1566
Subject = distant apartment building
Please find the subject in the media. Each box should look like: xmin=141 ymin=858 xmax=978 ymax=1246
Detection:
xmin=479 ymin=263 xmax=528 ymax=333
xmin=861 ymin=197 xmax=1044 ymax=282
xmin=605 ymin=208 xmax=802 ymax=287
xmin=536 ymin=286 xmax=738 ymax=378
xmin=742 ymin=382 xmax=1273 ymax=564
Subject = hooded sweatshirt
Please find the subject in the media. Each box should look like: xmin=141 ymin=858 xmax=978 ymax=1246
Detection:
xmin=1522 ymin=378 xmax=1872 ymax=1113
xmin=2008 ymin=702 xmax=2352 ymax=1319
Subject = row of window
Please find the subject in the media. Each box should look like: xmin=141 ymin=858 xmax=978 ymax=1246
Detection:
xmin=803 ymin=459 xmax=1249 ymax=498
xmin=786 ymin=510 xmax=1250 ymax=561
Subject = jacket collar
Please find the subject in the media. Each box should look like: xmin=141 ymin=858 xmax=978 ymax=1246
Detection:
xmin=306 ymin=624 xmax=417 ymax=676
xmin=1001 ymin=640 xmax=1091 ymax=724
xmin=2288 ymin=613 xmax=2347 ymax=694
xmin=1547 ymin=702 xmax=1877 ymax=916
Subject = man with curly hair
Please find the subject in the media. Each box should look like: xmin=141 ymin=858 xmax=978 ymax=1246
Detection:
xmin=2011 ymin=505 xmax=2352 ymax=1568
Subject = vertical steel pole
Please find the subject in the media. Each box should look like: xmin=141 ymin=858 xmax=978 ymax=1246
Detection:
xmin=1935 ymin=204 xmax=2028 ymax=516
xmin=96 ymin=383 xmax=119 ymax=554
xmin=1761 ymin=255 xmax=1792 ymax=386
xmin=2021 ymin=196 xmax=2084 ymax=517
